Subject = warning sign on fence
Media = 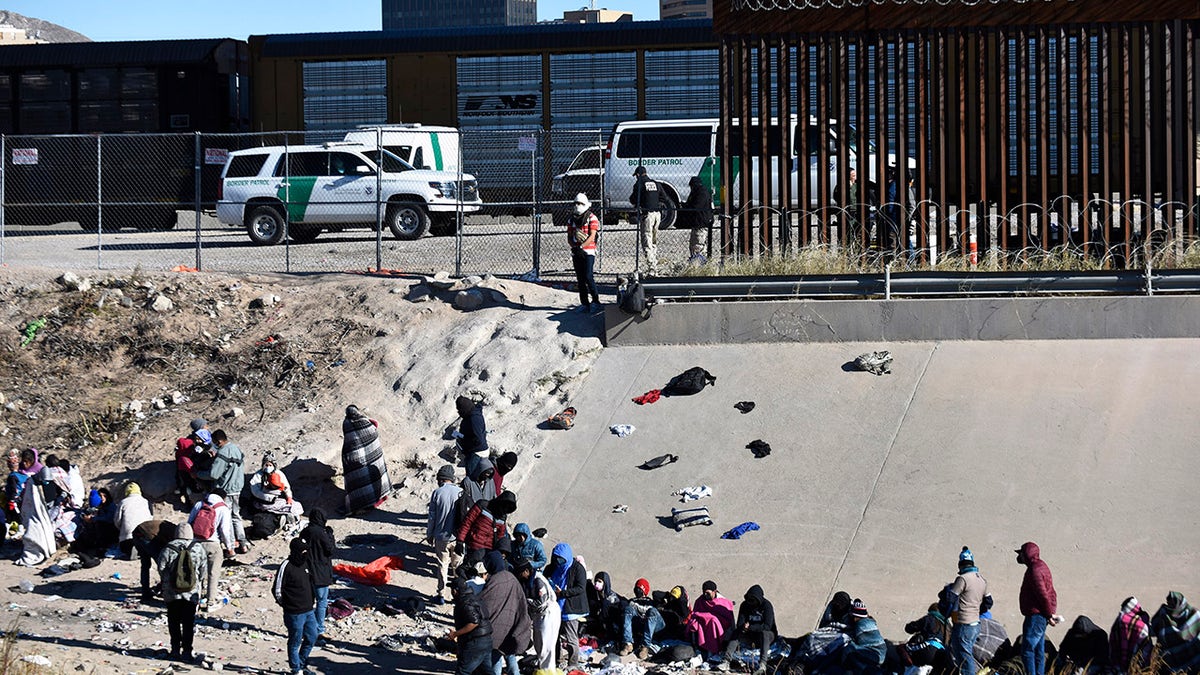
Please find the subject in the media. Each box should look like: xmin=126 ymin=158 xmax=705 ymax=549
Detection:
xmin=204 ymin=148 xmax=229 ymax=165
xmin=12 ymin=148 xmax=37 ymax=165
xmin=517 ymin=136 xmax=537 ymax=153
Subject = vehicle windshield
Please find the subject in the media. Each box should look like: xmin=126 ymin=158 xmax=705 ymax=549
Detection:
xmin=362 ymin=149 xmax=414 ymax=173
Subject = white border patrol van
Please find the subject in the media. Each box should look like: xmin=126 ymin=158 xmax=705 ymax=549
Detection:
xmin=343 ymin=124 xmax=462 ymax=173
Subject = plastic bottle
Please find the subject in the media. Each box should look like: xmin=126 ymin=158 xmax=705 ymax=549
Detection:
xmin=17 ymin=579 xmax=34 ymax=593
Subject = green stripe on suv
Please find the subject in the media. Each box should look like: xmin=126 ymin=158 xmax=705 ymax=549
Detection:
xmin=430 ymin=133 xmax=444 ymax=171
xmin=277 ymin=177 xmax=318 ymax=222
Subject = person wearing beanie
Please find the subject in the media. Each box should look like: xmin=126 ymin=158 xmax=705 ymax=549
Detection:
xmin=188 ymin=489 xmax=237 ymax=610
xmin=114 ymin=481 xmax=152 ymax=558
xmin=843 ymin=599 xmax=886 ymax=673
xmin=947 ymin=546 xmax=992 ymax=675
xmin=157 ymin=521 xmax=207 ymax=662
xmin=273 ymin=537 xmax=317 ymax=675
xmin=619 ymin=577 xmax=665 ymax=659
xmin=456 ymin=396 xmax=489 ymax=458
xmin=1150 ymin=591 xmax=1200 ymax=673
xmin=721 ymin=585 xmax=777 ymax=674
xmin=1016 ymin=542 xmax=1060 ymax=675
xmin=426 ymin=464 xmax=462 ymax=605
xmin=687 ymin=580 xmax=735 ymax=659
xmin=1110 ymin=596 xmax=1152 ymax=672
xmin=132 ymin=519 xmax=175 ymax=603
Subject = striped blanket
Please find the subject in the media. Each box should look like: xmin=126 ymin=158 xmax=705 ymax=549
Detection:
xmin=342 ymin=407 xmax=391 ymax=513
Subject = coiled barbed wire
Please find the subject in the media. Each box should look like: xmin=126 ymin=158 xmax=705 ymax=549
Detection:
xmin=731 ymin=0 xmax=1063 ymax=10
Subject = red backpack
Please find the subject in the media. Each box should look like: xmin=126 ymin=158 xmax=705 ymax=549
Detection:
xmin=192 ymin=501 xmax=222 ymax=540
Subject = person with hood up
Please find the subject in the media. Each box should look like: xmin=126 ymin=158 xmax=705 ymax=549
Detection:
xmin=341 ymin=405 xmax=391 ymax=514
xmin=1053 ymin=615 xmax=1108 ymax=672
xmin=457 ymin=490 xmax=515 ymax=564
xmin=721 ymin=585 xmax=777 ymax=674
xmin=843 ymin=599 xmax=887 ymax=674
xmin=427 ymin=464 xmax=463 ymax=605
xmin=456 ymin=396 xmax=489 ymax=458
xmin=512 ymin=523 xmax=546 ymax=572
xmin=300 ymin=508 xmax=334 ymax=639
xmin=947 ymin=546 xmax=991 ymax=675
xmin=459 ymin=457 xmax=499 ymax=524
xmin=1016 ymin=541 xmax=1061 ymax=675
xmin=133 ymin=519 xmax=176 ymax=603
xmin=681 ymin=175 xmax=714 ymax=263
xmin=114 ymin=481 xmax=152 ymax=558
xmin=447 ymin=573 xmax=494 ymax=675
xmin=687 ymin=580 xmax=735 ymax=659
xmin=480 ymin=551 xmax=532 ymax=675
xmin=547 ymin=542 xmax=589 ymax=669
xmin=821 ymin=591 xmax=854 ymax=631
xmin=1151 ymin=591 xmax=1200 ymax=673
xmin=1109 ymin=597 xmax=1152 ymax=673
xmin=589 ymin=571 xmax=626 ymax=641
xmin=620 ymin=578 xmax=667 ymax=659
xmin=273 ymin=537 xmax=317 ymax=675
xmin=16 ymin=457 xmax=56 ymax=566
xmin=517 ymin=556 xmax=560 ymax=671
xmin=564 ymin=192 xmax=601 ymax=312
xmin=157 ymin=522 xmax=207 ymax=662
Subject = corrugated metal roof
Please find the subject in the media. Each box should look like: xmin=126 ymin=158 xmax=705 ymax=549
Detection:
xmin=257 ymin=19 xmax=715 ymax=59
xmin=0 ymin=38 xmax=241 ymax=69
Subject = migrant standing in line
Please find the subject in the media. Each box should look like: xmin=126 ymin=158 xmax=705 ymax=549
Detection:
xmin=300 ymin=508 xmax=335 ymax=639
xmin=274 ymin=537 xmax=318 ymax=675
xmin=341 ymin=405 xmax=392 ymax=513
xmin=1016 ymin=541 xmax=1060 ymax=675
xmin=565 ymin=192 xmax=602 ymax=312
xmin=157 ymin=522 xmax=207 ymax=662
xmin=427 ymin=464 xmax=463 ymax=605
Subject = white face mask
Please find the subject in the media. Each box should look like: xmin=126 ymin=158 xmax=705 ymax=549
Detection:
xmin=574 ymin=203 xmax=587 ymax=215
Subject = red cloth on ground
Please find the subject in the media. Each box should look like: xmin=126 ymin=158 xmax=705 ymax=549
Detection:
xmin=333 ymin=555 xmax=405 ymax=586
xmin=632 ymin=389 xmax=662 ymax=405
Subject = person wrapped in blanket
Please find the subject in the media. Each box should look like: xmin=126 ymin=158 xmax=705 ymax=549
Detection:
xmin=40 ymin=453 xmax=79 ymax=544
xmin=248 ymin=453 xmax=302 ymax=524
xmin=2 ymin=449 xmax=30 ymax=537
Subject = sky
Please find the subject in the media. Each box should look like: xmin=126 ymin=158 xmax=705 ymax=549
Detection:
xmin=10 ymin=0 xmax=664 ymax=41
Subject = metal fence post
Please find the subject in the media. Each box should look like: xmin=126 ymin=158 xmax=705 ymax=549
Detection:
xmin=96 ymin=135 xmax=103 ymax=270
xmin=454 ymin=129 xmax=463 ymax=277
xmin=284 ymin=134 xmax=291 ymax=274
xmin=532 ymin=128 xmax=542 ymax=276
xmin=456 ymin=128 xmax=464 ymax=276
xmin=194 ymin=132 xmax=203 ymax=271
xmin=0 ymin=134 xmax=5 ymax=266
xmin=375 ymin=127 xmax=383 ymax=272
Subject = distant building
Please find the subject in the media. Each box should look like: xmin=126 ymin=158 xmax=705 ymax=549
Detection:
xmin=0 ymin=24 xmax=46 ymax=44
xmin=562 ymin=8 xmax=633 ymax=23
xmin=383 ymin=0 xmax=537 ymax=29
xmin=660 ymin=0 xmax=711 ymax=20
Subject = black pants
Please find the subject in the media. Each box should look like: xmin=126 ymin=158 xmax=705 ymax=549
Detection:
xmin=725 ymin=629 xmax=775 ymax=663
xmin=134 ymin=535 xmax=163 ymax=596
xmin=167 ymin=599 xmax=198 ymax=656
xmin=571 ymin=248 xmax=599 ymax=306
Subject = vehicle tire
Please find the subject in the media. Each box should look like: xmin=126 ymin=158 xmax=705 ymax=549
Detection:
xmin=430 ymin=214 xmax=458 ymax=237
xmin=245 ymin=204 xmax=287 ymax=246
xmin=387 ymin=202 xmax=430 ymax=240
xmin=288 ymin=225 xmax=322 ymax=243
xmin=658 ymin=191 xmax=678 ymax=230
xmin=77 ymin=214 xmax=100 ymax=233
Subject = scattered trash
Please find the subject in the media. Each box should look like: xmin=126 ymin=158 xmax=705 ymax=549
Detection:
xmin=721 ymin=522 xmax=761 ymax=540
xmin=609 ymin=424 xmax=635 ymax=438
xmin=673 ymin=485 xmax=712 ymax=502
xmin=632 ymin=389 xmax=662 ymax=405
xmin=546 ymin=407 xmax=577 ymax=430
xmin=853 ymin=350 xmax=893 ymax=375
xmin=747 ymin=440 xmax=772 ymax=459
xmin=734 ymin=401 xmax=756 ymax=414
xmin=639 ymin=454 xmax=678 ymax=470
xmin=671 ymin=506 xmax=713 ymax=531
xmin=611 ymin=504 xmax=629 ymax=514
xmin=20 ymin=655 xmax=51 ymax=666
xmin=16 ymin=579 xmax=33 ymax=593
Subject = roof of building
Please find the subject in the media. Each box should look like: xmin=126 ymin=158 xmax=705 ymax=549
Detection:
xmin=255 ymin=18 xmax=715 ymax=58
xmin=0 ymin=38 xmax=239 ymax=69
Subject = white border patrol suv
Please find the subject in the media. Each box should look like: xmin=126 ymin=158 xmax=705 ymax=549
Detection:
xmin=216 ymin=142 xmax=481 ymax=245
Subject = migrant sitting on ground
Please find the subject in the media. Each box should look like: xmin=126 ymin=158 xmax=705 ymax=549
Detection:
xmin=248 ymin=453 xmax=302 ymax=524
xmin=341 ymin=405 xmax=392 ymax=514
xmin=620 ymin=578 xmax=667 ymax=659
xmin=687 ymin=580 xmax=735 ymax=659
xmin=721 ymin=585 xmax=777 ymax=675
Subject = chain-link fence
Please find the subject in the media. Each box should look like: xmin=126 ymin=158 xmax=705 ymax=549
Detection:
xmin=2 ymin=128 xmax=1198 ymax=279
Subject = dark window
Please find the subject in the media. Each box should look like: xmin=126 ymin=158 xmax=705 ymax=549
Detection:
xmin=570 ymin=148 xmax=602 ymax=171
xmin=226 ymin=154 xmax=269 ymax=178
xmin=616 ymin=127 xmax=712 ymax=159
xmin=412 ymin=147 xmax=426 ymax=168
xmin=275 ymin=152 xmax=328 ymax=177
xmin=21 ymin=71 xmax=70 ymax=102
xmin=328 ymin=152 xmax=364 ymax=176
xmin=386 ymin=145 xmax=413 ymax=162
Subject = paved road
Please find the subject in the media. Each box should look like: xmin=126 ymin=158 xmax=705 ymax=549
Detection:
xmin=0 ymin=212 xmax=697 ymax=280
xmin=515 ymin=338 xmax=1200 ymax=639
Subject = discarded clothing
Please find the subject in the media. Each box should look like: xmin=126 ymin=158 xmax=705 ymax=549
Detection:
xmin=673 ymin=485 xmax=712 ymax=503
xmin=632 ymin=390 xmax=661 ymax=405
xmin=609 ymin=424 xmax=636 ymax=438
xmin=332 ymin=555 xmax=405 ymax=586
xmin=547 ymin=407 xmax=577 ymax=430
xmin=853 ymin=351 xmax=893 ymax=375
xmin=734 ymin=401 xmax=756 ymax=414
xmin=721 ymin=522 xmax=761 ymax=540
xmin=328 ymin=597 xmax=356 ymax=620
xmin=639 ymin=454 xmax=678 ymax=470
xmin=671 ymin=506 xmax=712 ymax=531
xmin=612 ymin=505 xmax=629 ymax=514
xmin=747 ymin=440 xmax=772 ymax=458
xmin=664 ymin=367 xmax=717 ymax=396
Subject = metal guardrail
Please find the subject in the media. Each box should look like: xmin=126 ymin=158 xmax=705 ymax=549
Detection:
xmin=641 ymin=269 xmax=1200 ymax=301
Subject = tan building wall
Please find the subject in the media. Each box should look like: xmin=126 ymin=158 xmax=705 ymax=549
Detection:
xmin=0 ymin=24 xmax=46 ymax=44
xmin=562 ymin=9 xmax=633 ymax=23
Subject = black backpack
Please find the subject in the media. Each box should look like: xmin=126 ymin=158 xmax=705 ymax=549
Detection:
xmin=664 ymin=367 xmax=716 ymax=396
xmin=618 ymin=278 xmax=648 ymax=317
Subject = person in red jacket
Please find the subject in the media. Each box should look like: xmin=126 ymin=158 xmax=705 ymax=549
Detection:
xmin=455 ymin=490 xmax=515 ymax=564
xmin=1016 ymin=541 xmax=1062 ymax=675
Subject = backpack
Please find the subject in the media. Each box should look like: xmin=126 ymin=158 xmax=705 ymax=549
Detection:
xmin=853 ymin=350 xmax=893 ymax=375
xmin=191 ymin=501 xmax=221 ymax=540
xmin=247 ymin=511 xmax=279 ymax=540
xmin=664 ymin=366 xmax=716 ymax=396
xmin=170 ymin=543 xmax=197 ymax=592
xmin=618 ymin=277 xmax=648 ymax=317
xmin=546 ymin=407 xmax=576 ymax=430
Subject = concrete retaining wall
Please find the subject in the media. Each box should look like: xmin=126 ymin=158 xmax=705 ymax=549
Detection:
xmin=605 ymin=296 xmax=1200 ymax=345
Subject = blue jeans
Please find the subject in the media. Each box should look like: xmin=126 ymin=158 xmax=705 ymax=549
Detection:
xmin=283 ymin=610 xmax=318 ymax=672
xmin=951 ymin=621 xmax=981 ymax=675
xmin=314 ymin=586 xmax=329 ymax=635
xmin=491 ymin=649 xmax=520 ymax=675
xmin=1022 ymin=614 xmax=1048 ymax=675
xmin=457 ymin=633 xmax=492 ymax=675
xmin=623 ymin=604 xmax=665 ymax=647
